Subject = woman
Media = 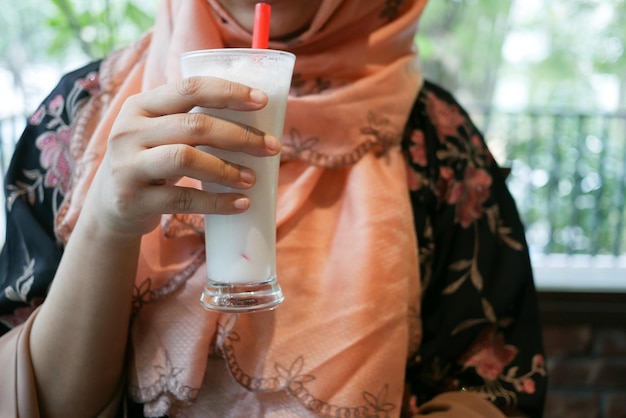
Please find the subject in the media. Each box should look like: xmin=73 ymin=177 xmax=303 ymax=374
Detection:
xmin=0 ymin=0 xmax=547 ymax=416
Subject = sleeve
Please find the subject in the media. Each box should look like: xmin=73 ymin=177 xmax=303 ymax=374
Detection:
xmin=402 ymin=81 xmax=547 ymax=418
xmin=0 ymin=307 xmax=122 ymax=418
xmin=0 ymin=308 xmax=41 ymax=416
xmin=0 ymin=61 xmax=103 ymax=416
xmin=0 ymin=60 xmax=102 ymax=337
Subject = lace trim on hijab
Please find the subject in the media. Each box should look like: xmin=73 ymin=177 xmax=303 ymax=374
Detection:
xmin=281 ymin=112 xmax=402 ymax=168
xmin=131 ymin=249 xmax=206 ymax=314
xmin=128 ymin=313 xmax=402 ymax=417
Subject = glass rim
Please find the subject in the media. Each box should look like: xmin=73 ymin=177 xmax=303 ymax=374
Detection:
xmin=180 ymin=48 xmax=295 ymax=60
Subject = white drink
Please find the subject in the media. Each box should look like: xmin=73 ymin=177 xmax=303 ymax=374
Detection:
xmin=199 ymin=98 xmax=283 ymax=283
xmin=180 ymin=49 xmax=295 ymax=311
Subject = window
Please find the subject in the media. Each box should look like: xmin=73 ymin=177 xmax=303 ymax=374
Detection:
xmin=420 ymin=0 xmax=626 ymax=291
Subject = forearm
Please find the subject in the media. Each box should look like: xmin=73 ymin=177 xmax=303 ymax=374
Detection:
xmin=19 ymin=74 xmax=276 ymax=417
xmin=29 ymin=208 xmax=141 ymax=418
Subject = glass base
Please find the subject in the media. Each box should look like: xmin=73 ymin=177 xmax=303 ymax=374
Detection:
xmin=200 ymin=277 xmax=284 ymax=313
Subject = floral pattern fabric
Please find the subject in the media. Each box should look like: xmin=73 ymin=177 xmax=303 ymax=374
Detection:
xmin=0 ymin=61 xmax=101 ymax=332
xmin=403 ymin=82 xmax=546 ymax=417
xmin=0 ymin=63 xmax=546 ymax=417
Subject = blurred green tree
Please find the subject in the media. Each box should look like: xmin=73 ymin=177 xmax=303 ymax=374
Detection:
xmin=47 ymin=0 xmax=154 ymax=60
xmin=418 ymin=0 xmax=514 ymax=104
xmin=418 ymin=0 xmax=626 ymax=110
xmin=4 ymin=0 xmax=623 ymax=111
xmin=0 ymin=0 xmax=155 ymax=114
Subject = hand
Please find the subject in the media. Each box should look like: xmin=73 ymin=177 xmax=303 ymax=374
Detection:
xmin=83 ymin=76 xmax=281 ymax=238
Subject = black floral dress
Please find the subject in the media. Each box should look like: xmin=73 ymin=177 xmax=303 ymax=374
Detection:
xmin=402 ymin=83 xmax=546 ymax=417
xmin=0 ymin=62 xmax=547 ymax=417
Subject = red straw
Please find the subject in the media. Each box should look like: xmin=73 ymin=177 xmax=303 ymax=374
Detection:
xmin=252 ymin=2 xmax=271 ymax=49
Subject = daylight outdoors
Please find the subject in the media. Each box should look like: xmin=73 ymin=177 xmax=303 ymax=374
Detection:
xmin=1 ymin=0 xmax=626 ymax=289
xmin=2 ymin=1 xmax=626 ymax=417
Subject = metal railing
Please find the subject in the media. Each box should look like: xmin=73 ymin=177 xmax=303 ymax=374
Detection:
xmin=468 ymin=108 xmax=626 ymax=257
xmin=468 ymin=107 xmax=626 ymax=291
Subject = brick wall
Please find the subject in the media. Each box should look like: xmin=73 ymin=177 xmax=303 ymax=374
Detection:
xmin=539 ymin=292 xmax=626 ymax=418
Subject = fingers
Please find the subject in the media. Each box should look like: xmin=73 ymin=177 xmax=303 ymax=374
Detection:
xmin=132 ymin=76 xmax=268 ymax=117
xmin=136 ymin=112 xmax=281 ymax=155
xmin=137 ymin=144 xmax=256 ymax=188
xmin=114 ymin=76 xmax=280 ymax=155
xmin=137 ymin=185 xmax=250 ymax=215
xmin=97 ymin=76 xmax=277 ymax=233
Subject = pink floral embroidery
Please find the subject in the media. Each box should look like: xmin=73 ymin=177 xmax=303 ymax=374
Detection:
xmin=48 ymin=94 xmax=64 ymax=115
xmin=426 ymin=92 xmax=466 ymax=140
xmin=77 ymin=71 xmax=100 ymax=94
xmin=29 ymin=106 xmax=46 ymax=125
xmin=451 ymin=166 xmax=492 ymax=227
xmin=520 ymin=378 xmax=536 ymax=394
xmin=460 ymin=327 xmax=518 ymax=381
xmin=437 ymin=165 xmax=492 ymax=228
xmin=409 ymin=130 xmax=428 ymax=166
xmin=36 ymin=126 xmax=73 ymax=193
xmin=455 ymin=327 xmax=546 ymax=402
xmin=31 ymin=73 xmax=99 ymax=194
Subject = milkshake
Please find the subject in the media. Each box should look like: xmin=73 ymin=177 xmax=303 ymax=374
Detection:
xmin=179 ymin=49 xmax=295 ymax=312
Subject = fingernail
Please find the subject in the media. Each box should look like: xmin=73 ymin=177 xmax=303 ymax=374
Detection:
xmin=234 ymin=197 xmax=250 ymax=210
xmin=240 ymin=169 xmax=255 ymax=185
xmin=249 ymin=89 xmax=267 ymax=104
xmin=265 ymin=135 xmax=281 ymax=153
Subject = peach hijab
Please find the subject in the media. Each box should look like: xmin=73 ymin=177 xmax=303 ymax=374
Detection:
xmin=57 ymin=0 xmax=426 ymax=416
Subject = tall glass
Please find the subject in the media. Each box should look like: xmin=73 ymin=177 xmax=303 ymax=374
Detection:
xmin=179 ymin=49 xmax=295 ymax=313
